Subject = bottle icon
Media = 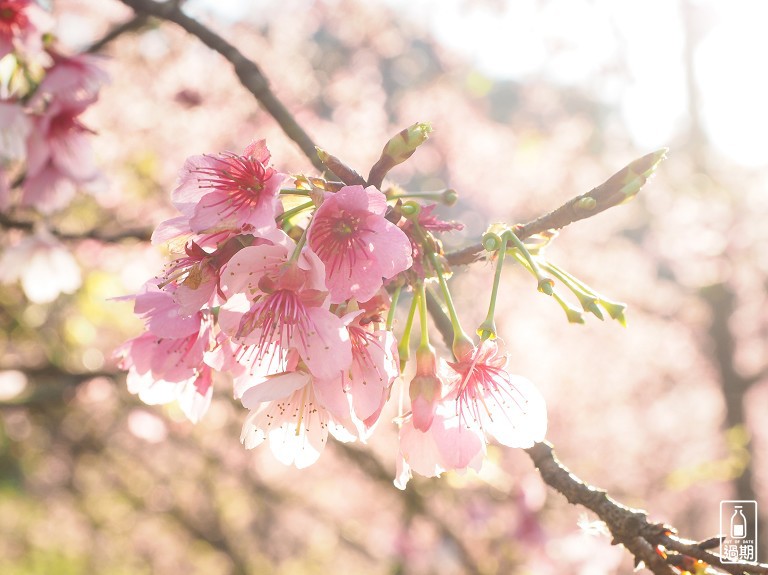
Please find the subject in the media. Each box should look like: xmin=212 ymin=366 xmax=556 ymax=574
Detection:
xmin=731 ymin=506 xmax=748 ymax=539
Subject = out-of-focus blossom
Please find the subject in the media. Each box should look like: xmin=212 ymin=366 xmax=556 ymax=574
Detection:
xmin=0 ymin=0 xmax=53 ymax=61
xmin=0 ymin=227 xmax=81 ymax=302
xmin=446 ymin=340 xmax=547 ymax=448
xmin=308 ymin=184 xmax=412 ymax=304
xmin=21 ymin=98 xmax=98 ymax=212
xmin=0 ymin=99 xmax=30 ymax=162
xmin=17 ymin=162 xmax=76 ymax=212
xmin=25 ymin=98 xmax=97 ymax=182
xmin=0 ymin=168 xmax=9 ymax=209
xmin=34 ymin=51 xmax=109 ymax=105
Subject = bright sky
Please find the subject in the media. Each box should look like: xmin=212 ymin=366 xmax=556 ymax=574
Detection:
xmin=188 ymin=0 xmax=768 ymax=167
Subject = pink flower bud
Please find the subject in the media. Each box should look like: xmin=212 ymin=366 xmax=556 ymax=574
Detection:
xmin=408 ymin=344 xmax=444 ymax=432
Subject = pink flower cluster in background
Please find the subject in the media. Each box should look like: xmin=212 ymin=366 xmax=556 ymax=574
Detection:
xmin=116 ymin=138 xmax=547 ymax=486
xmin=0 ymin=0 xmax=108 ymax=302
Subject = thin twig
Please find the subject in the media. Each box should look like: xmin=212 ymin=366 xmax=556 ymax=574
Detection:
xmin=85 ymin=13 xmax=151 ymax=53
xmin=116 ymin=0 xmax=324 ymax=173
xmin=446 ymin=150 xmax=666 ymax=266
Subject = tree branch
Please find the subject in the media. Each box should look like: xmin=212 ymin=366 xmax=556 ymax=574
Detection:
xmin=116 ymin=0 xmax=325 ymax=173
xmin=85 ymin=13 xmax=151 ymax=53
xmin=0 ymin=212 xmax=152 ymax=242
xmin=527 ymin=441 xmax=768 ymax=574
xmin=446 ymin=149 xmax=667 ymax=266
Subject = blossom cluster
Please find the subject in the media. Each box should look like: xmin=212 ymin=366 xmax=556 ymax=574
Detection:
xmin=116 ymin=132 xmax=548 ymax=487
xmin=0 ymin=0 xmax=108 ymax=301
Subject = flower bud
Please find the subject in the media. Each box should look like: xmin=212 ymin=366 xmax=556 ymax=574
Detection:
xmin=381 ymin=122 xmax=432 ymax=164
xmin=409 ymin=344 xmax=443 ymax=432
xmin=368 ymin=122 xmax=432 ymax=187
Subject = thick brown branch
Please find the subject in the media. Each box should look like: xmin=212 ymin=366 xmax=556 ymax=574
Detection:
xmin=527 ymin=441 xmax=768 ymax=575
xmin=116 ymin=0 xmax=324 ymax=172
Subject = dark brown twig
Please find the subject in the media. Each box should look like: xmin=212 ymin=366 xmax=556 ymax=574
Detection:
xmin=85 ymin=13 xmax=151 ymax=53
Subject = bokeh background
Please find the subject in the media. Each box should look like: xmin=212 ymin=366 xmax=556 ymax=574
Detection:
xmin=1 ymin=0 xmax=767 ymax=573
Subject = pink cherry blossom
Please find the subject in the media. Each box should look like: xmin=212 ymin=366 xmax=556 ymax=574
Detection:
xmin=34 ymin=51 xmax=109 ymax=106
xmin=25 ymin=99 xmax=97 ymax=182
xmin=116 ymin=314 xmax=214 ymax=423
xmin=239 ymin=365 xmax=356 ymax=469
xmin=446 ymin=340 xmax=547 ymax=448
xmin=18 ymin=163 xmax=77 ymax=213
xmin=0 ymin=227 xmax=81 ymax=303
xmin=170 ymin=140 xmax=285 ymax=239
xmin=395 ymin=403 xmax=486 ymax=489
xmin=158 ymin=235 xmax=260 ymax=315
xmin=0 ymin=100 xmax=31 ymax=163
xmin=133 ymin=282 xmax=202 ymax=339
xmin=307 ymin=184 xmax=412 ymax=304
xmin=218 ymin=233 xmax=351 ymax=382
xmin=314 ymin=312 xmax=399 ymax=439
xmin=0 ymin=0 xmax=52 ymax=60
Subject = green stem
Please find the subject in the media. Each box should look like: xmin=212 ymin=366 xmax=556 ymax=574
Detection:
xmin=386 ymin=285 xmax=401 ymax=331
xmin=504 ymin=229 xmax=554 ymax=295
xmin=277 ymin=200 xmax=314 ymax=223
xmin=426 ymin=251 xmax=471 ymax=351
xmin=279 ymin=188 xmax=314 ymax=197
xmin=398 ymin=292 xmax=419 ymax=372
xmin=417 ymin=282 xmax=430 ymax=348
xmin=288 ymin=226 xmax=308 ymax=264
xmin=477 ymin=233 xmax=509 ymax=340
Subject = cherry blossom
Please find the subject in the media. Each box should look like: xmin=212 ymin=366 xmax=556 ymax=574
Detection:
xmin=0 ymin=227 xmax=81 ymax=303
xmin=315 ymin=311 xmax=399 ymax=439
xmin=400 ymin=203 xmax=463 ymax=279
xmin=34 ymin=51 xmax=109 ymax=105
xmin=116 ymin=313 xmax=214 ymax=423
xmin=218 ymin=233 xmax=351 ymax=382
xmin=307 ymin=184 xmax=412 ymax=303
xmin=22 ymin=98 xmax=98 ymax=212
xmin=395 ymin=403 xmax=486 ymax=490
xmin=0 ymin=0 xmax=52 ymax=60
xmin=132 ymin=282 xmax=202 ymax=339
xmin=0 ymin=100 xmax=31 ymax=163
xmin=167 ymin=139 xmax=285 ymax=242
xmin=239 ymin=363 xmax=356 ymax=468
xmin=446 ymin=339 xmax=547 ymax=448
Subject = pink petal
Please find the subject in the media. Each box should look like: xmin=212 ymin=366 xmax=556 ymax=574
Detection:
xmin=298 ymin=307 xmax=352 ymax=381
xmin=240 ymin=370 xmax=310 ymax=408
xmin=480 ymin=375 xmax=547 ymax=448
